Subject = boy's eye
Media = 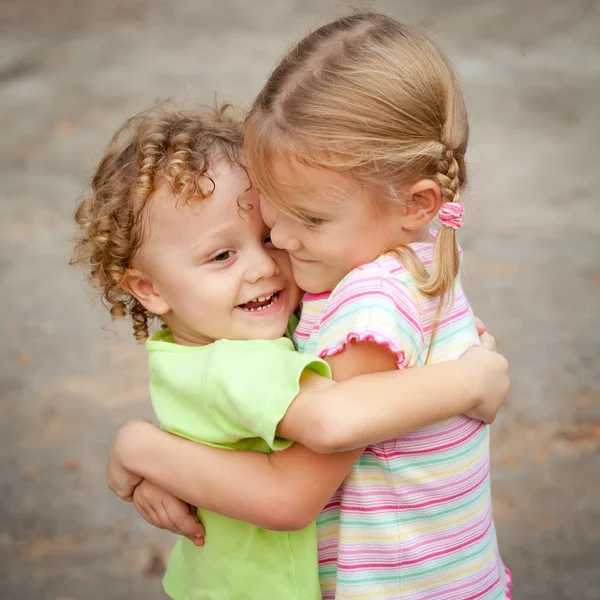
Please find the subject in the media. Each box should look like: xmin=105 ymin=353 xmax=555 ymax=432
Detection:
xmin=211 ymin=250 xmax=234 ymax=262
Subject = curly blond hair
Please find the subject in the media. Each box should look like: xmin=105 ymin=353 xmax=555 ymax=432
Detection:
xmin=71 ymin=103 xmax=243 ymax=341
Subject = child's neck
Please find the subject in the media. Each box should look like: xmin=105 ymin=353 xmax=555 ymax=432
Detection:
xmin=392 ymin=226 xmax=433 ymax=247
xmin=165 ymin=322 xmax=213 ymax=347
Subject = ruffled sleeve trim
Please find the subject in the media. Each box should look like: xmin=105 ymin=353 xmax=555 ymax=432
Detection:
xmin=318 ymin=332 xmax=407 ymax=369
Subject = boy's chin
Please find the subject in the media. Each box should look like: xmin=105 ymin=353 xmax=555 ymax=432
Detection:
xmin=238 ymin=319 xmax=290 ymax=341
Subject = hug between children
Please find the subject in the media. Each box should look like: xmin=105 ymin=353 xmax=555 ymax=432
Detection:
xmin=73 ymin=11 xmax=512 ymax=600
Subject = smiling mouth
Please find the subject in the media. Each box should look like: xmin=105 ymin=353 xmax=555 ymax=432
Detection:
xmin=238 ymin=291 xmax=280 ymax=312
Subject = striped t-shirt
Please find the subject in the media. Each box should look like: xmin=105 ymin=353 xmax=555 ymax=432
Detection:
xmin=293 ymin=241 xmax=511 ymax=600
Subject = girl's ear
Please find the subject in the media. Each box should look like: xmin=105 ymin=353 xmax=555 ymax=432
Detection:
xmin=120 ymin=269 xmax=170 ymax=316
xmin=401 ymin=179 xmax=443 ymax=231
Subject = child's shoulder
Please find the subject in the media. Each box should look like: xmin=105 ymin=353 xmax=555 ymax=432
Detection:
xmin=323 ymin=255 xmax=424 ymax=328
xmin=331 ymin=253 xmax=415 ymax=302
xmin=335 ymin=233 xmax=464 ymax=295
xmin=315 ymin=256 xmax=426 ymax=364
xmin=147 ymin=334 xmax=309 ymax=398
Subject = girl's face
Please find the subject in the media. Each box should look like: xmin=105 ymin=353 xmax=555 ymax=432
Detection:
xmin=260 ymin=160 xmax=409 ymax=293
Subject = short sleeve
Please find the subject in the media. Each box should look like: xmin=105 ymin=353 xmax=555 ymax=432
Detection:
xmin=314 ymin=268 xmax=425 ymax=369
xmin=205 ymin=338 xmax=331 ymax=450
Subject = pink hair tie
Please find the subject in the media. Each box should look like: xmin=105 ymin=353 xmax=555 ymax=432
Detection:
xmin=439 ymin=201 xmax=465 ymax=230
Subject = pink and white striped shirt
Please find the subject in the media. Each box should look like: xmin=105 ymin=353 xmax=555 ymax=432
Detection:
xmin=293 ymin=241 xmax=511 ymax=600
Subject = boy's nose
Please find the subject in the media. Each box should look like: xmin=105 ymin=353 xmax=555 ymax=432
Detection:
xmin=246 ymin=250 xmax=279 ymax=284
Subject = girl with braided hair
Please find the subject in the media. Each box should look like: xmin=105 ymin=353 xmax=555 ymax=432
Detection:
xmin=241 ymin=12 xmax=512 ymax=599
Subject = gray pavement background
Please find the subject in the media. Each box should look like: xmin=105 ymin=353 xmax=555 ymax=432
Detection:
xmin=1 ymin=1 xmax=599 ymax=599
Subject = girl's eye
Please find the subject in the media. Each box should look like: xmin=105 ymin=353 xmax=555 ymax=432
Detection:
xmin=264 ymin=234 xmax=274 ymax=246
xmin=211 ymin=250 xmax=234 ymax=262
xmin=300 ymin=214 xmax=326 ymax=227
xmin=306 ymin=217 xmax=325 ymax=227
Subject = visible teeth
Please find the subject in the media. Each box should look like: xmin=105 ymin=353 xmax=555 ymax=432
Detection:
xmin=240 ymin=291 xmax=278 ymax=312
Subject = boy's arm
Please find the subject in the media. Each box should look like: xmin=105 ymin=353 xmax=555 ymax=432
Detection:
xmin=278 ymin=343 xmax=508 ymax=453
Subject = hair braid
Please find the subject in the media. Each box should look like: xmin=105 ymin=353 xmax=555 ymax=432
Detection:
xmin=435 ymin=149 xmax=461 ymax=205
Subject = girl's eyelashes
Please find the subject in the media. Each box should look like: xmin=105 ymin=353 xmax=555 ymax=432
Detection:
xmin=305 ymin=217 xmax=326 ymax=229
xmin=298 ymin=213 xmax=326 ymax=227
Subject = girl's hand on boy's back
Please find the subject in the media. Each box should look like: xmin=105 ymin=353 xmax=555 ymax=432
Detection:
xmin=133 ymin=480 xmax=206 ymax=547
xmin=460 ymin=347 xmax=509 ymax=424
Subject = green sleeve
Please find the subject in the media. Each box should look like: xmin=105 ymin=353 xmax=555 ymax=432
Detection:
xmin=205 ymin=338 xmax=331 ymax=450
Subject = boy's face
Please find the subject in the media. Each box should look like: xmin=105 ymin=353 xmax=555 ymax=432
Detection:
xmin=132 ymin=161 xmax=300 ymax=346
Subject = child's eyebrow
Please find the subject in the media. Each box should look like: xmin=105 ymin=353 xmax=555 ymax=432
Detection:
xmin=189 ymin=224 xmax=238 ymax=253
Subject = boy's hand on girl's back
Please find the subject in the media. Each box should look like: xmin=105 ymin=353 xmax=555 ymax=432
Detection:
xmin=133 ymin=480 xmax=206 ymax=547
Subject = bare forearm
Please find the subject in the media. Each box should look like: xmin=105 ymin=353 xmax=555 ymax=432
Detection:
xmin=115 ymin=421 xmax=356 ymax=530
xmin=293 ymin=360 xmax=479 ymax=453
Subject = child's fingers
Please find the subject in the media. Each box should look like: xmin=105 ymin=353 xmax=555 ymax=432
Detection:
xmin=131 ymin=484 xmax=205 ymax=545
xmin=473 ymin=316 xmax=497 ymax=352
xmin=171 ymin=512 xmax=206 ymax=545
xmin=134 ymin=495 xmax=163 ymax=529
xmin=162 ymin=500 xmax=206 ymax=546
xmin=133 ymin=497 xmax=156 ymax=527
xmin=479 ymin=331 xmax=497 ymax=352
xmin=186 ymin=533 xmax=205 ymax=547
xmin=474 ymin=317 xmax=486 ymax=336
xmin=133 ymin=489 xmax=177 ymax=533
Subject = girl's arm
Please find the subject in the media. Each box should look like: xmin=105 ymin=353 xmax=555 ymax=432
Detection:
xmin=109 ymin=343 xmax=508 ymax=530
xmin=278 ymin=344 xmax=506 ymax=453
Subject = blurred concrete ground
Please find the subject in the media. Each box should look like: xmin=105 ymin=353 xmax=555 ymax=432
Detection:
xmin=1 ymin=0 xmax=599 ymax=598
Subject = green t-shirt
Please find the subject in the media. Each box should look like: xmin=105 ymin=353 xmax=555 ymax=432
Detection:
xmin=146 ymin=329 xmax=331 ymax=600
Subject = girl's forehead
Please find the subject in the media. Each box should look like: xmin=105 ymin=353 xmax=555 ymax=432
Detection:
xmin=267 ymin=155 xmax=326 ymax=190
xmin=267 ymin=156 xmax=371 ymax=212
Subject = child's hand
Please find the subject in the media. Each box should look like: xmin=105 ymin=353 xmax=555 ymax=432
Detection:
xmin=474 ymin=317 xmax=496 ymax=352
xmin=133 ymin=480 xmax=206 ymax=547
xmin=461 ymin=347 xmax=509 ymax=424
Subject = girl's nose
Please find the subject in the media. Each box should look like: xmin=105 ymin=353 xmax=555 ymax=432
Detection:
xmin=260 ymin=196 xmax=303 ymax=253
xmin=270 ymin=220 xmax=302 ymax=253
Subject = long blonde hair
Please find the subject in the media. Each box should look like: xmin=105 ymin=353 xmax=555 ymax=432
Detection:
xmin=244 ymin=11 xmax=469 ymax=308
